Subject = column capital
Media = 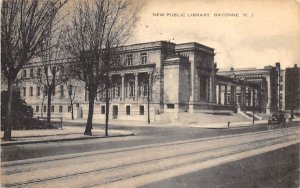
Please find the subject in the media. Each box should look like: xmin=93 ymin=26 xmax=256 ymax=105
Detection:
xmin=121 ymin=73 xmax=125 ymax=77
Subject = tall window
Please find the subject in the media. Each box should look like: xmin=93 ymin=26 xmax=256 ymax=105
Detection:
xmin=59 ymin=106 xmax=63 ymax=113
xmin=29 ymin=87 xmax=33 ymax=96
xmin=128 ymin=82 xmax=135 ymax=97
xmin=126 ymin=105 xmax=130 ymax=115
xmin=23 ymin=70 xmax=27 ymax=77
xmin=60 ymin=66 xmax=64 ymax=75
xmin=140 ymin=53 xmax=147 ymax=64
xmin=30 ymin=69 xmax=34 ymax=77
xmin=44 ymin=106 xmax=47 ymax=112
xmin=37 ymin=86 xmax=40 ymax=96
xmin=114 ymin=85 xmax=121 ymax=98
xmin=51 ymin=106 xmax=55 ymax=112
xmin=139 ymin=106 xmax=144 ymax=115
xmin=68 ymin=106 xmax=71 ymax=112
xmin=101 ymin=106 xmax=105 ymax=114
xmin=68 ymin=85 xmax=73 ymax=96
xmin=36 ymin=106 xmax=39 ymax=112
xmin=126 ymin=54 xmax=133 ymax=66
xmin=60 ymin=85 xmax=64 ymax=98
xmin=37 ymin=68 xmax=41 ymax=77
xmin=52 ymin=87 xmax=55 ymax=96
xmin=23 ymin=87 xmax=26 ymax=96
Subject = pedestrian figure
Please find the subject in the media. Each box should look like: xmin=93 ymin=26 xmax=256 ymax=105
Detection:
xmin=227 ymin=121 xmax=230 ymax=128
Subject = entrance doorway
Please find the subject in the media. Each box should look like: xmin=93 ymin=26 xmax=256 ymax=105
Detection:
xmin=112 ymin=105 xmax=118 ymax=119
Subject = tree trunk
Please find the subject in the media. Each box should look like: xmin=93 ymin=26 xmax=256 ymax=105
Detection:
xmin=47 ymin=89 xmax=52 ymax=127
xmin=3 ymin=79 xmax=13 ymax=140
xmin=147 ymin=86 xmax=150 ymax=124
xmin=84 ymin=90 xmax=95 ymax=135
xmin=147 ymin=96 xmax=150 ymax=124
xmin=105 ymin=85 xmax=109 ymax=136
xmin=71 ymin=100 xmax=74 ymax=120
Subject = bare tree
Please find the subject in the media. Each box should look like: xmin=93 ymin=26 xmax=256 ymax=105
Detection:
xmin=1 ymin=0 xmax=66 ymax=140
xmin=35 ymin=29 xmax=69 ymax=126
xmin=64 ymin=0 xmax=137 ymax=136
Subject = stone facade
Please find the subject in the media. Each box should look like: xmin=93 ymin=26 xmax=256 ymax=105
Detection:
xmin=18 ymin=41 xmax=282 ymax=122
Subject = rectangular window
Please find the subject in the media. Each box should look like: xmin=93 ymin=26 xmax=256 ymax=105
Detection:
xmin=51 ymin=106 xmax=54 ymax=112
xmin=59 ymin=106 xmax=63 ymax=113
xmin=279 ymin=85 xmax=283 ymax=90
xmin=36 ymin=106 xmax=39 ymax=112
xmin=68 ymin=85 xmax=73 ymax=96
xmin=68 ymin=106 xmax=71 ymax=112
xmin=143 ymin=84 xmax=148 ymax=96
xmin=167 ymin=104 xmax=175 ymax=109
xmin=44 ymin=106 xmax=47 ymax=112
xmin=37 ymin=86 xmax=40 ymax=96
xmin=85 ymin=89 xmax=88 ymax=101
xmin=140 ymin=53 xmax=147 ymax=64
xmin=60 ymin=66 xmax=64 ymax=75
xmin=44 ymin=87 xmax=48 ymax=96
xmin=37 ymin=68 xmax=41 ymax=77
xmin=30 ymin=87 xmax=33 ymax=96
xmin=23 ymin=87 xmax=26 ymax=96
xmin=52 ymin=87 xmax=55 ymax=96
xmin=101 ymin=106 xmax=105 ymax=114
xmin=60 ymin=85 xmax=64 ymax=98
xmin=126 ymin=105 xmax=130 ymax=115
xmin=128 ymin=82 xmax=135 ymax=97
xmin=279 ymin=76 xmax=283 ymax=82
xmin=23 ymin=70 xmax=27 ymax=77
xmin=126 ymin=54 xmax=133 ymax=66
xmin=139 ymin=106 xmax=144 ymax=115
xmin=30 ymin=69 xmax=34 ymax=77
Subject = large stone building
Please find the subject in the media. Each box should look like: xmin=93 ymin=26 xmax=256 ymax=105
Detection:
xmin=19 ymin=41 xmax=286 ymax=122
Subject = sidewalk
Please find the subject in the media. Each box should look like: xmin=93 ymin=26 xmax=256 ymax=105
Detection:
xmin=0 ymin=126 xmax=134 ymax=146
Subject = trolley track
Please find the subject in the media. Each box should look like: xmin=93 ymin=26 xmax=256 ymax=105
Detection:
xmin=2 ymin=127 xmax=299 ymax=188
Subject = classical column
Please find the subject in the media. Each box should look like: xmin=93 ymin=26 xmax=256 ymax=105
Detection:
xmin=252 ymin=89 xmax=256 ymax=107
xmin=206 ymin=77 xmax=209 ymax=101
xmin=121 ymin=74 xmax=125 ymax=101
xmin=218 ymin=84 xmax=221 ymax=105
xmin=230 ymin=86 xmax=235 ymax=105
xmin=246 ymin=87 xmax=250 ymax=107
xmin=209 ymin=76 xmax=213 ymax=102
xmin=266 ymin=76 xmax=271 ymax=113
xmin=224 ymin=84 xmax=228 ymax=105
xmin=241 ymin=84 xmax=246 ymax=108
xmin=134 ymin=72 xmax=138 ymax=101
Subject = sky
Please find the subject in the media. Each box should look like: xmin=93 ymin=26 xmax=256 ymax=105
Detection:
xmin=128 ymin=0 xmax=300 ymax=69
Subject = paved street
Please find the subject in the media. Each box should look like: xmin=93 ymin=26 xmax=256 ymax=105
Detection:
xmin=1 ymin=125 xmax=299 ymax=188
xmin=1 ymin=121 xmax=299 ymax=161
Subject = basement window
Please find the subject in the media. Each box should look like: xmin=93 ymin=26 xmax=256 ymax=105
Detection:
xmin=167 ymin=104 xmax=175 ymax=109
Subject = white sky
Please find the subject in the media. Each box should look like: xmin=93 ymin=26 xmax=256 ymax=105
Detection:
xmin=129 ymin=0 xmax=300 ymax=69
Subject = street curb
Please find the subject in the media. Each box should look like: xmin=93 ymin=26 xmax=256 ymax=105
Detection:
xmin=1 ymin=133 xmax=134 ymax=146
